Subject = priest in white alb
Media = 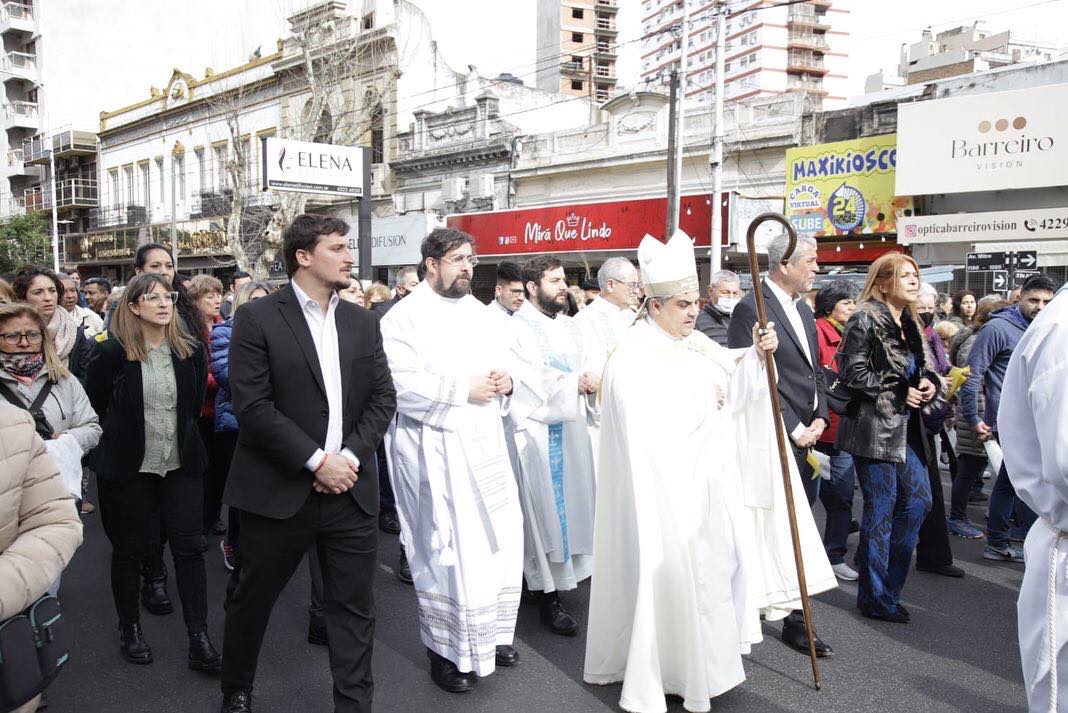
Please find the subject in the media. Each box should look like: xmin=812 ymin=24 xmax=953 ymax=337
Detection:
xmin=999 ymin=282 xmax=1068 ymax=713
xmin=574 ymin=257 xmax=639 ymax=462
xmin=380 ymin=228 xmax=524 ymax=695
xmin=485 ymin=261 xmax=525 ymax=327
xmin=505 ymin=254 xmax=600 ymax=637
xmin=584 ymin=230 xmax=837 ymax=713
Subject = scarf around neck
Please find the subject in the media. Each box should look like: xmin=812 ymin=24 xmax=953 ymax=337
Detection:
xmin=47 ymin=308 xmax=79 ymax=362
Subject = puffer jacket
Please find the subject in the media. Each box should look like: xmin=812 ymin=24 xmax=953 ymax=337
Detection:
xmin=835 ymin=299 xmax=944 ymax=463
xmin=210 ymin=320 xmax=237 ymax=433
xmin=0 ymin=369 xmax=102 ymax=451
xmin=951 ymin=330 xmax=986 ymax=458
xmin=0 ymin=403 xmax=83 ymax=620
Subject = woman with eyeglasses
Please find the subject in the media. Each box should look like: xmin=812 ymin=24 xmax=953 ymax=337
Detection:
xmin=12 ymin=265 xmax=95 ymax=382
xmin=133 ymin=243 xmax=206 ymax=350
xmin=84 ymin=273 xmax=220 ymax=671
xmin=0 ymin=303 xmax=101 ymax=506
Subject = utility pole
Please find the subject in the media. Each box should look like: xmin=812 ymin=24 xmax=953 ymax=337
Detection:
xmin=170 ymin=153 xmax=178 ymax=273
xmin=666 ymin=1 xmax=690 ymax=236
xmin=48 ymin=142 xmax=60 ymax=272
xmin=358 ymin=147 xmax=372 ymax=281
xmin=665 ymin=68 xmax=680 ymax=237
xmin=709 ymin=0 xmax=726 ymax=274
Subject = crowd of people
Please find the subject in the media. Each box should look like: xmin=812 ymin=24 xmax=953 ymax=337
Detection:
xmin=0 ymin=214 xmax=1063 ymax=713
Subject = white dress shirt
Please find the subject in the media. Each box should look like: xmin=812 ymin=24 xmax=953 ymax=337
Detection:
xmin=765 ymin=277 xmax=818 ymax=443
xmin=290 ymin=279 xmax=359 ymax=473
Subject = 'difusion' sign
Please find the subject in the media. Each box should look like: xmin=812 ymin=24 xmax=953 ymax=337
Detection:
xmin=261 ymin=136 xmax=364 ymax=197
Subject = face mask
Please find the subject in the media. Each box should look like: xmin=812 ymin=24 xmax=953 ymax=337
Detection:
xmin=717 ymin=297 xmax=739 ymax=314
xmin=0 ymin=352 xmax=45 ymax=378
xmin=920 ymin=312 xmax=934 ymax=328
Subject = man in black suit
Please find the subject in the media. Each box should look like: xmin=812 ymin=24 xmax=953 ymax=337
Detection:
xmin=219 ymin=214 xmax=396 ymax=713
xmin=726 ymin=230 xmax=833 ymax=659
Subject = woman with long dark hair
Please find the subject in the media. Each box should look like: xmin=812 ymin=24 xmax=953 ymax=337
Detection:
xmin=133 ymin=244 xmax=206 ymax=350
xmin=949 ymin=290 xmax=977 ymax=329
xmin=836 ymin=253 xmax=941 ymax=623
xmin=12 ymin=265 xmax=95 ymax=381
xmin=84 ymin=273 xmax=219 ymax=669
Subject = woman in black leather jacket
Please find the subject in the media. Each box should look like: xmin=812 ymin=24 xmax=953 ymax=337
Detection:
xmin=835 ymin=252 xmax=941 ymax=623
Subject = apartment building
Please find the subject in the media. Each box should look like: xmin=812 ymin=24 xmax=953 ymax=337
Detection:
xmin=900 ymin=22 xmax=1057 ymax=84
xmin=536 ymin=0 xmax=620 ymax=102
xmin=640 ymin=0 xmax=851 ymax=107
xmin=1 ymin=0 xmax=42 ymax=218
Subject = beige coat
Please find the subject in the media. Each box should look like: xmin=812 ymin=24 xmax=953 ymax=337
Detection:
xmin=0 ymin=402 xmax=83 ymax=621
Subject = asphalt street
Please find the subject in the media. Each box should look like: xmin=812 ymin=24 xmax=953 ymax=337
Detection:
xmin=47 ymin=466 xmax=1026 ymax=713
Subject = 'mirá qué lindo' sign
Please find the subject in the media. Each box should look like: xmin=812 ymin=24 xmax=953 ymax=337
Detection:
xmin=447 ymin=195 xmax=723 ymax=256
xmin=261 ymin=136 xmax=365 ymax=197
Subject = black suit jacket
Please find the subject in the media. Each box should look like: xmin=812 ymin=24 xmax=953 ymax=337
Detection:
xmin=85 ymin=337 xmax=208 ymax=482
xmin=223 ymin=284 xmax=397 ymax=520
xmin=726 ymin=280 xmax=828 ymax=436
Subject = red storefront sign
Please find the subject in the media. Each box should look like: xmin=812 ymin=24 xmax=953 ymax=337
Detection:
xmin=447 ymin=194 xmax=728 ymax=257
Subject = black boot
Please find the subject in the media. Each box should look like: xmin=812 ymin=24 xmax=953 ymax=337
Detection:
xmin=396 ymin=550 xmax=413 ymax=584
xmin=119 ymin=622 xmax=153 ymax=664
xmin=781 ymin=616 xmax=833 ymax=657
xmin=141 ymin=575 xmax=173 ymax=615
xmin=427 ymin=648 xmax=476 ymax=693
xmin=188 ymin=629 xmax=222 ymax=672
xmin=220 ymin=690 xmax=252 ymax=713
xmin=535 ymin=591 xmax=578 ymax=636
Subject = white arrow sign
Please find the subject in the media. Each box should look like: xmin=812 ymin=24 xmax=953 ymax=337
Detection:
xmin=992 ymin=270 xmax=1009 ymax=291
xmin=1017 ymin=252 xmax=1038 ymax=269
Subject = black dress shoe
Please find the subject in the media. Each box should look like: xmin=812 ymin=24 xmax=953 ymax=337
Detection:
xmin=536 ymin=592 xmax=578 ymax=636
xmin=427 ymin=649 xmax=476 ymax=693
xmin=221 ymin=690 xmax=252 ymax=713
xmin=188 ymin=629 xmax=222 ymax=672
xmin=119 ymin=622 xmax=153 ymax=664
xmin=895 ymin=604 xmax=911 ymax=621
xmin=397 ymin=551 xmax=413 ymax=584
xmin=781 ymin=620 xmax=833 ymax=657
xmin=307 ymin=616 xmax=329 ymax=647
xmin=916 ymin=563 xmax=965 ymax=578
xmin=495 ymin=644 xmax=519 ymax=667
xmin=141 ymin=576 xmax=173 ymax=615
xmin=379 ymin=509 xmax=402 ymax=535
xmin=860 ymin=608 xmax=909 ymax=624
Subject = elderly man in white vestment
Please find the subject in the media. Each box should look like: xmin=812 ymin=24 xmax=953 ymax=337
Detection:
xmin=584 ymin=231 xmax=837 ymax=713
xmin=574 ymin=257 xmax=639 ymax=462
xmin=999 ymin=282 xmax=1068 ymax=713
xmin=381 ymin=228 xmax=524 ymax=694
xmin=505 ymin=254 xmax=601 ymax=636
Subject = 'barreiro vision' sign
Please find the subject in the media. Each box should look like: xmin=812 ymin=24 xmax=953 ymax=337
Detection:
xmin=261 ymin=137 xmax=364 ymax=197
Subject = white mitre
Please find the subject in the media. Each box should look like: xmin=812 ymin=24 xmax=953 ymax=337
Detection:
xmin=638 ymin=229 xmax=699 ymax=299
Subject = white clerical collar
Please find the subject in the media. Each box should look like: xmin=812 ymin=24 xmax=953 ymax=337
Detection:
xmin=291 ymin=277 xmax=338 ymax=314
xmin=765 ymin=276 xmax=800 ymax=308
xmin=493 ymin=298 xmax=514 ymax=315
xmin=644 ymin=315 xmax=684 ymax=342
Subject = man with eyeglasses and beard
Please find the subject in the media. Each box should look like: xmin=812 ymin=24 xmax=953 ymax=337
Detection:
xmin=504 ymin=255 xmax=600 ymax=637
xmin=380 ymin=228 xmax=525 ymax=693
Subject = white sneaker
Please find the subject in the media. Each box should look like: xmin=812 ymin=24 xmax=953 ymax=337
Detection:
xmin=832 ymin=563 xmax=859 ymax=581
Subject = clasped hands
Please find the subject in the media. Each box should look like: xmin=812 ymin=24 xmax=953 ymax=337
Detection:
xmin=469 ymin=370 xmax=514 ymax=404
xmin=905 ymin=377 xmax=937 ymax=409
xmin=314 ymin=453 xmax=359 ymax=494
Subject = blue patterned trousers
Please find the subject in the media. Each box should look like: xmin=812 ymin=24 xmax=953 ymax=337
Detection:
xmin=854 ymin=447 xmax=932 ymax=617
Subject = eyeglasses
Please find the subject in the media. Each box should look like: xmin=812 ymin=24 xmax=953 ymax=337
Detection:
xmin=610 ymin=279 xmax=643 ymax=293
xmin=0 ymin=330 xmax=44 ymax=346
xmin=438 ymin=254 xmax=479 ymax=267
xmin=138 ymin=291 xmax=179 ymax=305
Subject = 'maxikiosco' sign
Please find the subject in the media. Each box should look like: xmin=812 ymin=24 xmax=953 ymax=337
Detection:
xmin=261 ymin=136 xmax=364 ymax=197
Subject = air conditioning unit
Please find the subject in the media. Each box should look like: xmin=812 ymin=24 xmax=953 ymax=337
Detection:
xmin=440 ymin=177 xmax=466 ymax=203
xmin=470 ymin=174 xmax=495 ymax=200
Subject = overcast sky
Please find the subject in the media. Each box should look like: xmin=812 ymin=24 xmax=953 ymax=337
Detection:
xmin=44 ymin=0 xmax=1066 ymax=131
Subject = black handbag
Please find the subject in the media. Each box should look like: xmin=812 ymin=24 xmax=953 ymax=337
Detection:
xmin=0 ymin=594 xmax=70 ymax=712
xmin=822 ymin=367 xmax=853 ymax=416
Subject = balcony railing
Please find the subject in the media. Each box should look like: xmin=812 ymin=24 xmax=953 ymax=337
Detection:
xmin=595 ymin=65 xmax=613 ymax=78
xmin=24 ymin=178 xmax=98 ymax=212
xmin=3 ymin=51 xmax=36 ymax=71
xmin=788 ymin=32 xmax=828 ymax=50
xmin=1 ymin=1 xmax=32 ymax=21
xmin=788 ymin=10 xmax=827 ymax=28
xmin=22 ymin=129 xmax=97 ymax=164
xmin=6 ymin=148 xmax=22 ymax=167
xmin=5 ymin=100 xmax=37 ymax=119
xmin=595 ymin=42 xmax=617 ymax=57
xmin=596 ymin=90 xmax=611 ymax=102
xmin=595 ymin=0 xmax=618 ymax=12
xmin=561 ymin=60 xmax=585 ymax=73
xmin=595 ymin=18 xmax=616 ymax=31
xmin=787 ymin=53 xmax=826 ymax=71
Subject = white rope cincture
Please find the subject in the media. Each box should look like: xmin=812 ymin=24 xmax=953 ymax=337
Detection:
xmin=1047 ymin=523 xmax=1064 ymax=713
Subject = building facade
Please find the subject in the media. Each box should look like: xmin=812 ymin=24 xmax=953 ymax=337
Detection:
xmin=1 ymin=0 xmax=43 ymax=218
xmin=537 ymin=0 xmax=620 ymax=101
xmin=640 ymin=0 xmax=851 ymax=107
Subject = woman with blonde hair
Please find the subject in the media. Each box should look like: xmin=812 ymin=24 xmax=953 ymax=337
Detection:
xmin=364 ymin=283 xmax=392 ymax=314
xmin=0 ymin=277 xmax=16 ymax=303
xmin=84 ymin=273 xmax=219 ymax=670
xmin=836 ymin=252 xmax=942 ymax=623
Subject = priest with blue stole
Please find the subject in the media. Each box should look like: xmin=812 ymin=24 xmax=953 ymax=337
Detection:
xmin=584 ymin=230 xmax=836 ymax=713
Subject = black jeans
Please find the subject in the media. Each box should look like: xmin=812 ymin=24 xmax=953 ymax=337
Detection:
xmin=200 ymin=417 xmax=224 ymax=532
xmin=99 ymin=469 xmax=208 ymax=632
xmin=916 ymin=434 xmax=954 ymax=568
xmin=222 ymin=492 xmax=377 ymax=713
xmin=212 ymin=431 xmax=239 ymax=545
xmin=376 ymin=442 xmax=394 ymax=513
xmin=950 ymin=453 xmax=987 ymax=521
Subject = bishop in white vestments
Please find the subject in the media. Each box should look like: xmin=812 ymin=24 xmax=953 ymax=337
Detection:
xmin=584 ymin=231 xmax=836 ymax=713
xmin=999 ymin=283 xmax=1068 ymax=713
xmin=505 ymin=255 xmax=600 ymax=636
xmin=381 ymin=230 xmax=524 ymax=693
